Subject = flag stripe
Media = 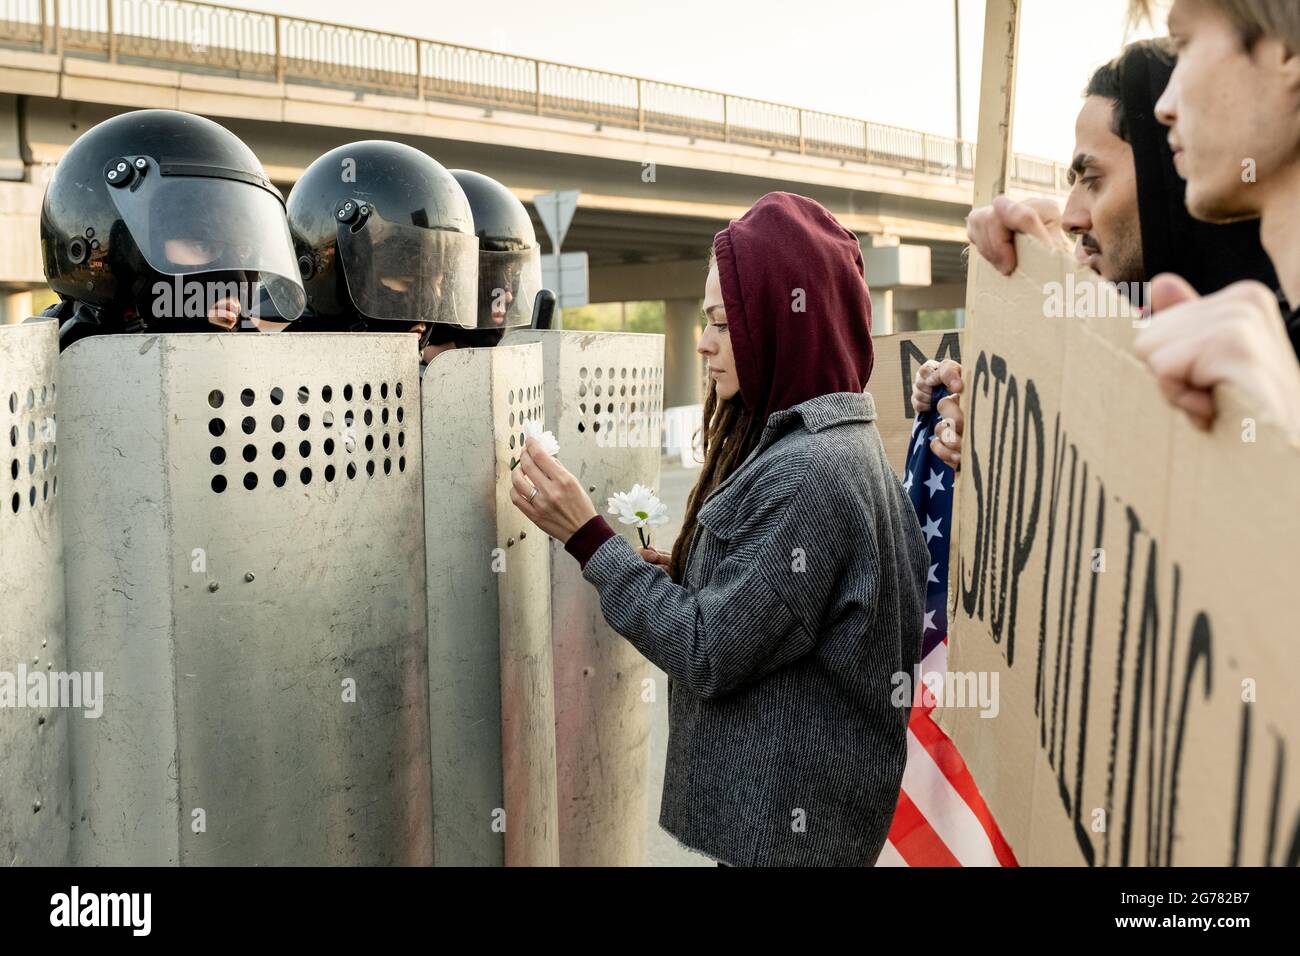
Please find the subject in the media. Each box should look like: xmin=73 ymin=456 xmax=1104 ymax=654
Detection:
xmin=887 ymin=787 xmax=962 ymax=867
xmin=908 ymin=716 xmax=1019 ymax=867
xmin=882 ymin=385 xmax=1016 ymax=867
xmin=901 ymin=727 xmax=1003 ymax=866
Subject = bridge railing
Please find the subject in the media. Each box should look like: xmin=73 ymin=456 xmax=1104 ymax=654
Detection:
xmin=1 ymin=0 xmax=1069 ymax=193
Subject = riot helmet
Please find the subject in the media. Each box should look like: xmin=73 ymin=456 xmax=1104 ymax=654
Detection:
xmin=449 ymin=169 xmax=543 ymax=335
xmin=40 ymin=109 xmax=306 ymax=336
xmin=287 ymin=141 xmax=478 ymax=339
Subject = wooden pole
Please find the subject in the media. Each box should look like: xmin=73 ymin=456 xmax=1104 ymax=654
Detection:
xmin=970 ymin=0 xmax=1021 ymax=207
xmin=947 ymin=0 xmax=1021 ymax=628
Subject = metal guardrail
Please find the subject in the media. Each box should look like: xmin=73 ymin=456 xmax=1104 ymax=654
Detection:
xmin=0 ymin=0 xmax=1070 ymax=193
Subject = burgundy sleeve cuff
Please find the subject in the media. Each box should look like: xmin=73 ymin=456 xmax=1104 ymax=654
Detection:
xmin=565 ymin=514 xmax=618 ymax=568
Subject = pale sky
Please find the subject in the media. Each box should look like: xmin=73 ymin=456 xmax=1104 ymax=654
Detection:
xmin=207 ymin=0 xmax=1159 ymax=163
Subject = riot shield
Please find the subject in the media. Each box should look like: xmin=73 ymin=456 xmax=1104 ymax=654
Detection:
xmin=421 ymin=342 xmax=558 ymax=866
xmin=59 ymin=333 xmax=433 ymax=865
xmin=0 ymin=321 xmax=69 ymax=866
xmin=507 ymin=329 xmax=665 ymax=866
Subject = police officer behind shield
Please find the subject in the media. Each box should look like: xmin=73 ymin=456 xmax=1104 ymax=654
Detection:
xmin=38 ymin=109 xmax=306 ymax=349
xmin=430 ymin=169 xmax=545 ymax=363
xmin=285 ymin=141 xmax=480 ymax=366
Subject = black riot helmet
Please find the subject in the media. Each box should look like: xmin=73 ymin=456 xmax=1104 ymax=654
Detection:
xmin=287 ymin=141 xmax=478 ymax=337
xmin=449 ymin=169 xmax=543 ymax=336
xmin=40 ymin=109 xmax=306 ymax=336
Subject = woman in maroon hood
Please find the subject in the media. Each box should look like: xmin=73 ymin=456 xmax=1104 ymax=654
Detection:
xmin=513 ymin=192 xmax=930 ymax=866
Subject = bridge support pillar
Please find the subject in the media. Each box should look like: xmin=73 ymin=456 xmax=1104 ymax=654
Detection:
xmin=893 ymin=308 xmax=920 ymax=332
xmin=873 ymin=288 xmax=895 ymax=336
xmin=0 ymin=94 xmax=23 ymax=182
xmin=2 ymin=291 xmax=33 ymax=325
xmin=664 ymin=297 xmax=703 ymax=409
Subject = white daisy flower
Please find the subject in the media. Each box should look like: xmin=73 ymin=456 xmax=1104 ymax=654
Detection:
xmin=512 ymin=418 xmax=560 ymax=469
xmin=606 ymin=483 xmax=670 ymax=549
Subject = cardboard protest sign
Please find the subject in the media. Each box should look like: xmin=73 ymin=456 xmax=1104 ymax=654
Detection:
xmin=869 ymin=329 xmax=962 ymax=476
xmin=939 ymin=237 xmax=1300 ymax=866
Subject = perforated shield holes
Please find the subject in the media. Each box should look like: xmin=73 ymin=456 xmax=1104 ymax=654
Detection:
xmin=507 ymin=381 xmax=546 ymax=453
xmin=4 ymin=378 xmax=58 ymax=518
xmin=208 ymin=379 xmax=408 ymax=495
xmin=573 ymin=363 xmax=664 ymax=443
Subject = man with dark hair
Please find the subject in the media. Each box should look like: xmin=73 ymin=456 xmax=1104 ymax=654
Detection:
xmin=915 ymin=39 xmax=1279 ymax=467
xmin=1128 ymin=0 xmax=1300 ymax=438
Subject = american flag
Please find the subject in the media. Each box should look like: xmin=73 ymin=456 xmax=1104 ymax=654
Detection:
xmin=876 ymin=388 xmax=1018 ymax=867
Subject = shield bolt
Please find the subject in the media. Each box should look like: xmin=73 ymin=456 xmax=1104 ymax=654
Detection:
xmin=245 ymin=572 xmax=255 ymax=582
xmin=208 ymin=581 xmax=219 ymax=592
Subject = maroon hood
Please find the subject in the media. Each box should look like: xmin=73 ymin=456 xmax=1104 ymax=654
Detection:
xmin=712 ymin=192 xmax=874 ymax=430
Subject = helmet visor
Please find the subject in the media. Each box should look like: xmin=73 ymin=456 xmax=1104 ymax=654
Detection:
xmin=108 ymin=170 xmax=306 ymax=322
xmin=336 ymin=205 xmax=479 ymax=329
xmin=477 ymin=246 xmax=542 ymax=331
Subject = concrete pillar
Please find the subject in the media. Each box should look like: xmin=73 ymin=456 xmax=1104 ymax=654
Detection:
xmin=873 ymin=288 xmax=895 ymax=336
xmin=2 ymin=291 xmax=33 ymax=325
xmin=663 ymin=297 xmax=703 ymax=409
xmin=893 ymin=308 xmax=920 ymax=333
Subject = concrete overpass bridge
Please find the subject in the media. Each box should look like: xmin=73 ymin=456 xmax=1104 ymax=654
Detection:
xmin=0 ymin=0 xmax=1068 ymax=405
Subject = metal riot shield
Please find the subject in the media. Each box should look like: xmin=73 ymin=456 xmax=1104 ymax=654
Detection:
xmin=507 ymin=329 xmax=665 ymax=866
xmin=422 ymin=342 xmax=558 ymax=866
xmin=59 ymin=333 xmax=433 ymax=865
xmin=0 ymin=320 xmax=69 ymax=866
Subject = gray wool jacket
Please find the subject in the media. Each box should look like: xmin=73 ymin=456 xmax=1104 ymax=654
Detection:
xmin=579 ymin=390 xmax=929 ymax=866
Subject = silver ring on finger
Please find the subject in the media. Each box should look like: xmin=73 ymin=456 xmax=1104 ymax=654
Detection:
xmin=528 ymin=484 xmax=539 ymax=503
